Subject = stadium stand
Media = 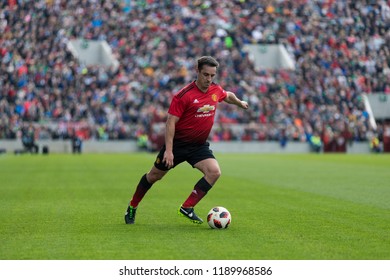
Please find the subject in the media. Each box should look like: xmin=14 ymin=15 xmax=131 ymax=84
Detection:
xmin=0 ymin=0 xmax=389 ymax=152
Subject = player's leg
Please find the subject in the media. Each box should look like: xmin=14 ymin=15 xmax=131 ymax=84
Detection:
xmin=178 ymin=159 xmax=220 ymax=224
xmin=125 ymin=142 xmax=190 ymax=224
xmin=194 ymin=157 xmax=221 ymax=185
xmin=178 ymin=143 xmax=220 ymax=224
xmin=125 ymin=142 xmax=182 ymax=224
xmin=125 ymin=146 xmax=169 ymax=225
xmin=183 ymin=158 xmax=220 ymax=208
xmin=130 ymin=166 xmax=168 ymax=208
xmin=125 ymin=166 xmax=167 ymax=224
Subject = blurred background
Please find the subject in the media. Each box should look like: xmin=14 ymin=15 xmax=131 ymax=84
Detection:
xmin=0 ymin=0 xmax=389 ymax=154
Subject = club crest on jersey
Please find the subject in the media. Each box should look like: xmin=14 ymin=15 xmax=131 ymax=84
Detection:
xmin=197 ymin=104 xmax=215 ymax=113
xmin=211 ymin=94 xmax=218 ymax=102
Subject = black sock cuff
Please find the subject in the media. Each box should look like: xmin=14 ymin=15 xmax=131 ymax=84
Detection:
xmin=140 ymin=174 xmax=152 ymax=190
xmin=196 ymin=177 xmax=213 ymax=193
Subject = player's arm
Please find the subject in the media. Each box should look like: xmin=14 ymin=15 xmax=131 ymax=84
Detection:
xmin=163 ymin=113 xmax=179 ymax=169
xmin=224 ymin=91 xmax=249 ymax=109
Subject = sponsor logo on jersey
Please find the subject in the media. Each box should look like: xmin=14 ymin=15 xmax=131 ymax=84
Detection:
xmin=197 ymin=104 xmax=215 ymax=114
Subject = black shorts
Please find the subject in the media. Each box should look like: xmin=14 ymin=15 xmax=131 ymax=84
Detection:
xmin=154 ymin=141 xmax=215 ymax=171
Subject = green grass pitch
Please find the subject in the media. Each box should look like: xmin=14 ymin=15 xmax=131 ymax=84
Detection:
xmin=0 ymin=153 xmax=389 ymax=260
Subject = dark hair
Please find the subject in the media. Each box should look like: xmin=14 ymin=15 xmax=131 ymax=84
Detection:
xmin=197 ymin=56 xmax=219 ymax=70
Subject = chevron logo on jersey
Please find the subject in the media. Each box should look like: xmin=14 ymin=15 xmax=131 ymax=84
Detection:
xmin=197 ymin=104 xmax=215 ymax=113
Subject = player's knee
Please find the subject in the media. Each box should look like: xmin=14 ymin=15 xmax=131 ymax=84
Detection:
xmin=147 ymin=174 xmax=161 ymax=184
xmin=214 ymin=168 xmax=222 ymax=180
xmin=208 ymin=167 xmax=221 ymax=182
xmin=146 ymin=170 xmax=165 ymax=184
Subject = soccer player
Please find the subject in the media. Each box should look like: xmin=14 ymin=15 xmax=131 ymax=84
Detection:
xmin=125 ymin=56 xmax=249 ymax=224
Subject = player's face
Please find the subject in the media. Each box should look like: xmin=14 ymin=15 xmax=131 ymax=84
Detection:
xmin=196 ymin=65 xmax=217 ymax=92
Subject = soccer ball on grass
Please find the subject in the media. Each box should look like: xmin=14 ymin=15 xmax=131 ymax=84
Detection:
xmin=207 ymin=206 xmax=231 ymax=229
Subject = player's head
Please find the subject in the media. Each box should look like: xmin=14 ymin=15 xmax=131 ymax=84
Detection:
xmin=195 ymin=56 xmax=219 ymax=92
xmin=197 ymin=56 xmax=219 ymax=71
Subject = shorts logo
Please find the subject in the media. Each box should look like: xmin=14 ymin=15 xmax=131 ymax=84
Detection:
xmin=197 ymin=104 xmax=215 ymax=113
xmin=211 ymin=94 xmax=218 ymax=102
xmin=155 ymin=157 xmax=160 ymax=164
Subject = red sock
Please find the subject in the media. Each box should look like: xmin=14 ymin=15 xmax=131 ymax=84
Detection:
xmin=129 ymin=174 xmax=152 ymax=208
xmin=182 ymin=185 xmax=206 ymax=208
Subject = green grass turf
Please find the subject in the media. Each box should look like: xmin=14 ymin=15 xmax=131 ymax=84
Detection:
xmin=0 ymin=153 xmax=389 ymax=260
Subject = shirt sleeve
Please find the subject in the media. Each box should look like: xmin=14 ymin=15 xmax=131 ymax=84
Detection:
xmin=219 ymin=88 xmax=228 ymax=102
xmin=168 ymin=95 xmax=186 ymax=118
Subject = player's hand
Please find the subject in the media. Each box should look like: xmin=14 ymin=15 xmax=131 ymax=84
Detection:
xmin=240 ymin=100 xmax=249 ymax=109
xmin=163 ymin=150 xmax=174 ymax=169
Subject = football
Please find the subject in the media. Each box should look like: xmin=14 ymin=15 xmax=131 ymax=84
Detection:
xmin=207 ymin=206 xmax=231 ymax=229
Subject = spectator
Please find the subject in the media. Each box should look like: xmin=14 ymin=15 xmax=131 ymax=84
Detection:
xmin=70 ymin=129 xmax=83 ymax=154
xmin=370 ymin=134 xmax=381 ymax=153
xmin=21 ymin=123 xmax=38 ymax=154
xmin=309 ymin=133 xmax=322 ymax=153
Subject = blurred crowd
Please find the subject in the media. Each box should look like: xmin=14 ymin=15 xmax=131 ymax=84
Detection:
xmin=0 ymin=0 xmax=389 ymax=147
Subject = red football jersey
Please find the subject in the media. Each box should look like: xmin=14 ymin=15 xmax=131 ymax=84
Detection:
xmin=168 ymin=81 xmax=228 ymax=144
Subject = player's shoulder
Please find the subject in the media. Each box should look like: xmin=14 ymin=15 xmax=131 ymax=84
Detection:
xmin=175 ymin=81 xmax=197 ymax=99
xmin=210 ymin=82 xmax=226 ymax=94
xmin=210 ymin=82 xmax=223 ymax=90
